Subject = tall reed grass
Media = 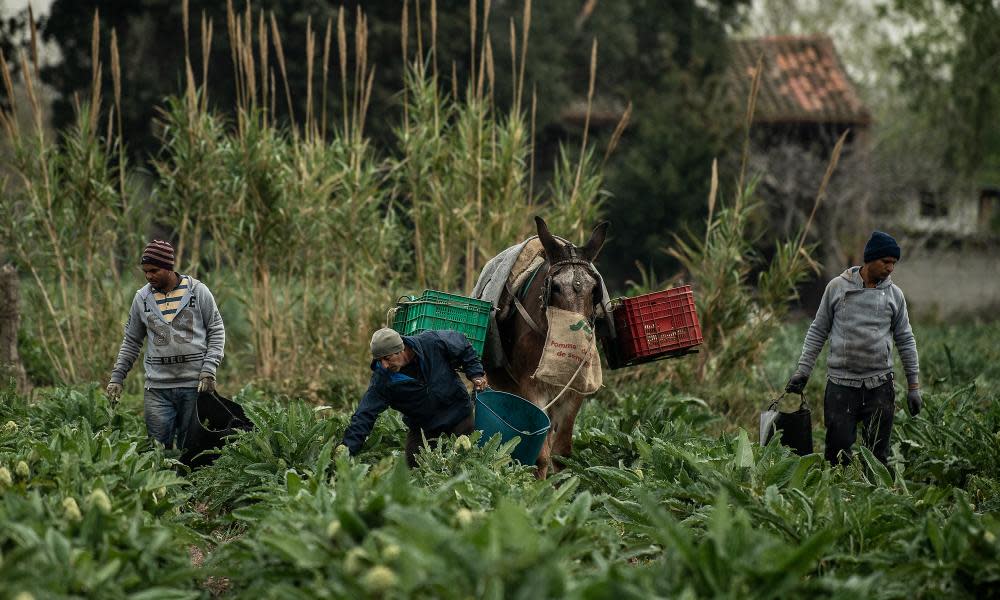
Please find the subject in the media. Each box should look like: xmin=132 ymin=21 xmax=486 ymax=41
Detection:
xmin=1 ymin=24 xmax=143 ymax=385
xmin=1 ymin=0 xmax=621 ymax=395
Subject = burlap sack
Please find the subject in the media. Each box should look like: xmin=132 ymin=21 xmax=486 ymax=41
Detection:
xmin=532 ymin=307 xmax=602 ymax=394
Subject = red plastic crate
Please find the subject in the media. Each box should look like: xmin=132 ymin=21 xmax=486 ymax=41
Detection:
xmin=610 ymin=285 xmax=703 ymax=366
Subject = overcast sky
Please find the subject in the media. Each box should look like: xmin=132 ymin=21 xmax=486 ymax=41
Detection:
xmin=4 ymin=0 xmax=53 ymax=15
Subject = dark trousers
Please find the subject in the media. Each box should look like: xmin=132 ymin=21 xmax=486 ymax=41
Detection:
xmin=823 ymin=379 xmax=895 ymax=467
xmin=404 ymin=412 xmax=475 ymax=468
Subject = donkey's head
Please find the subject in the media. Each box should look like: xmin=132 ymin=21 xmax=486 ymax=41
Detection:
xmin=535 ymin=216 xmax=610 ymax=318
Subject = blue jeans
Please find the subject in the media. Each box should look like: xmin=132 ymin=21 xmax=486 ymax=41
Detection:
xmin=144 ymin=387 xmax=198 ymax=449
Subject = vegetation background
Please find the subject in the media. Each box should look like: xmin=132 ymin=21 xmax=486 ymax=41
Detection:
xmin=4 ymin=0 xmax=997 ymax=398
xmin=1 ymin=1 xmax=998 ymax=597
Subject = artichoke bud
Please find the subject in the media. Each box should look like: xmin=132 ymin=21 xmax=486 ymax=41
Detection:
xmin=88 ymin=489 xmax=112 ymax=514
xmin=63 ymin=497 xmax=83 ymax=521
xmin=361 ymin=565 xmax=398 ymax=593
xmin=344 ymin=547 xmax=367 ymax=574
xmin=456 ymin=508 xmax=474 ymax=526
xmin=326 ymin=519 xmax=342 ymax=538
xmin=382 ymin=544 xmax=401 ymax=560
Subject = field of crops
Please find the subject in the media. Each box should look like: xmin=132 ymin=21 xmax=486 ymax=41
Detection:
xmin=1 ymin=320 xmax=998 ymax=599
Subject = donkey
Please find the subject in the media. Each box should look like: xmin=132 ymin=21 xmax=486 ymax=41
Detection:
xmin=484 ymin=216 xmax=610 ymax=478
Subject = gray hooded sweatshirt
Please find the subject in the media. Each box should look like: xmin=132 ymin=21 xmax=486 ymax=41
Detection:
xmin=796 ymin=266 xmax=918 ymax=388
xmin=110 ymin=275 xmax=225 ymax=389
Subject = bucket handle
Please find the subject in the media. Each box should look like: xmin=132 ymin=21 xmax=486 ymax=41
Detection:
xmin=767 ymin=391 xmax=808 ymax=412
xmin=476 ymin=389 xmax=551 ymax=437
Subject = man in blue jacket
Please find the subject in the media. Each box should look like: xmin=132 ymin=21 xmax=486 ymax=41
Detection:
xmin=786 ymin=231 xmax=921 ymax=467
xmin=342 ymin=328 xmax=488 ymax=467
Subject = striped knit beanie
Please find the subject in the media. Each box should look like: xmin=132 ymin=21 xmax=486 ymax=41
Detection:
xmin=141 ymin=239 xmax=175 ymax=270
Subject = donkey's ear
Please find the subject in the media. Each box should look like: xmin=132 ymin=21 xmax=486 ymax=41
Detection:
xmin=535 ymin=216 xmax=563 ymax=261
xmin=581 ymin=221 xmax=610 ymax=262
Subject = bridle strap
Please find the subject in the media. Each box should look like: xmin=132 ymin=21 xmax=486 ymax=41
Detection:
xmin=505 ymin=281 xmax=546 ymax=336
xmin=543 ymin=256 xmax=601 ymax=322
xmin=506 ymin=252 xmax=601 ymax=337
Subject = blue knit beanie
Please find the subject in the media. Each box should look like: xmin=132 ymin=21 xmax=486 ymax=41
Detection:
xmin=863 ymin=231 xmax=901 ymax=263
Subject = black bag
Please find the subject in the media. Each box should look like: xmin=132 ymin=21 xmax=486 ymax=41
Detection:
xmin=181 ymin=390 xmax=253 ymax=467
xmin=759 ymin=393 xmax=813 ymax=456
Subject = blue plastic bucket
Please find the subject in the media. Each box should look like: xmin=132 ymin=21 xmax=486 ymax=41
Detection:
xmin=474 ymin=389 xmax=551 ymax=465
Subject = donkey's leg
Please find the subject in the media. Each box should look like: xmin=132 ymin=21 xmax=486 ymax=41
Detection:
xmin=522 ymin=382 xmax=553 ymax=479
xmin=534 ymin=431 xmax=554 ymax=479
xmin=549 ymin=394 xmax=584 ymax=472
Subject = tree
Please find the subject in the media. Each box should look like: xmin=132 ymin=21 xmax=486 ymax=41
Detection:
xmin=885 ymin=0 xmax=1000 ymax=183
xmin=38 ymin=1 xmax=481 ymax=159
xmin=0 ymin=2 xmax=29 ymax=88
xmin=593 ymin=0 xmax=747 ymax=286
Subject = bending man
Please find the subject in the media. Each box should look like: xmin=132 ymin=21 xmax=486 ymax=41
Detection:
xmin=342 ymin=328 xmax=488 ymax=467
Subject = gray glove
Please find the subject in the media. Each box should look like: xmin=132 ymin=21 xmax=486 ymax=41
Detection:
xmin=785 ymin=372 xmax=809 ymax=394
xmin=197 ymin=374 xmax=216 ymax=393
xmin=907 ymin=388 xmax=922 ymax=416
xmin=106 ymin=382 xmax=122 ymax=405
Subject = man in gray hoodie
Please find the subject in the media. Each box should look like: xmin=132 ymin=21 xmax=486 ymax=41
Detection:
xmin=105 ymin=240 xmax=226 ymax=449
xmin=785 ymin=231 xmax=921 ymax=467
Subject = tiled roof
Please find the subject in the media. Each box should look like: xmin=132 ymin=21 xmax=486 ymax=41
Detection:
xmin=728 ymin=35 xmax=871 ymax=126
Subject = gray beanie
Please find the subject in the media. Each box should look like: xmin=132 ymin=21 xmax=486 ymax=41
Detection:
xmin=371 ymin=328 xmax=404 ymax=358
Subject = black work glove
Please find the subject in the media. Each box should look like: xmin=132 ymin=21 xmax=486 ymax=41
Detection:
xmin=785 ymin=372 xmax=809 ymax=394
xmin=906 ymin=388 xmax=922 ymax=416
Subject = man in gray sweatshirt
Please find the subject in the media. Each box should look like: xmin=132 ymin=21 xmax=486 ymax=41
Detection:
xmin=105 ymin=240 xmax=226 ymax=449
xmin=785 ymin=231 xmax=921 ymax=467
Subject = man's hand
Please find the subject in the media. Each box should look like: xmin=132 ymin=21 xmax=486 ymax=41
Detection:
xmin=197 ymin=374 xmax=216 ymax=393
xmin=906 ymin=388 xmax=922 ymax=416
xmin=105 ymin=382 xmax=122 ymax=405
xmin=785 ymin=372 xmax=809 ymax=394
xmin=471 ymin=376 xmax=488 ymax=392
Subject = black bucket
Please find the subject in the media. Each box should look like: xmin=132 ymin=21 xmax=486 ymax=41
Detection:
xmin=760 ymin=393 xmax=813 ymax=456
xmin=180 ymin=391 xmax=253 ymax=467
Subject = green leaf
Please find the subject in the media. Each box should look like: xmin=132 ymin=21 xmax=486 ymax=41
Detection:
xmin=788 ymin=454 xmax=823 ymax=490
xmin=586 ymin=465 xmax=641 ymax=489
xmin=128 ymin=589 xmax=200 ymax=600
xmin=859 ymin=447 xmax=894 ymax=488
xmin=285 ymin=469 xmax=303 ymax=495
xmin=314 ymin=436 xmax=336 ymax=483
xmin=732 ymin=429 xmax=754 ymax=469
xmin=926 ymin=517 xmax=945 ymax=560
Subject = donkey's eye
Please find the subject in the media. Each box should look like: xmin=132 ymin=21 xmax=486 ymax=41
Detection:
xmin=550 ymin=282 xmax=563 ymax=295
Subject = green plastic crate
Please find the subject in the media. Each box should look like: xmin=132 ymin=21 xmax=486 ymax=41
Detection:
xmin=391 ymin=290 xmax=492 ymax=357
